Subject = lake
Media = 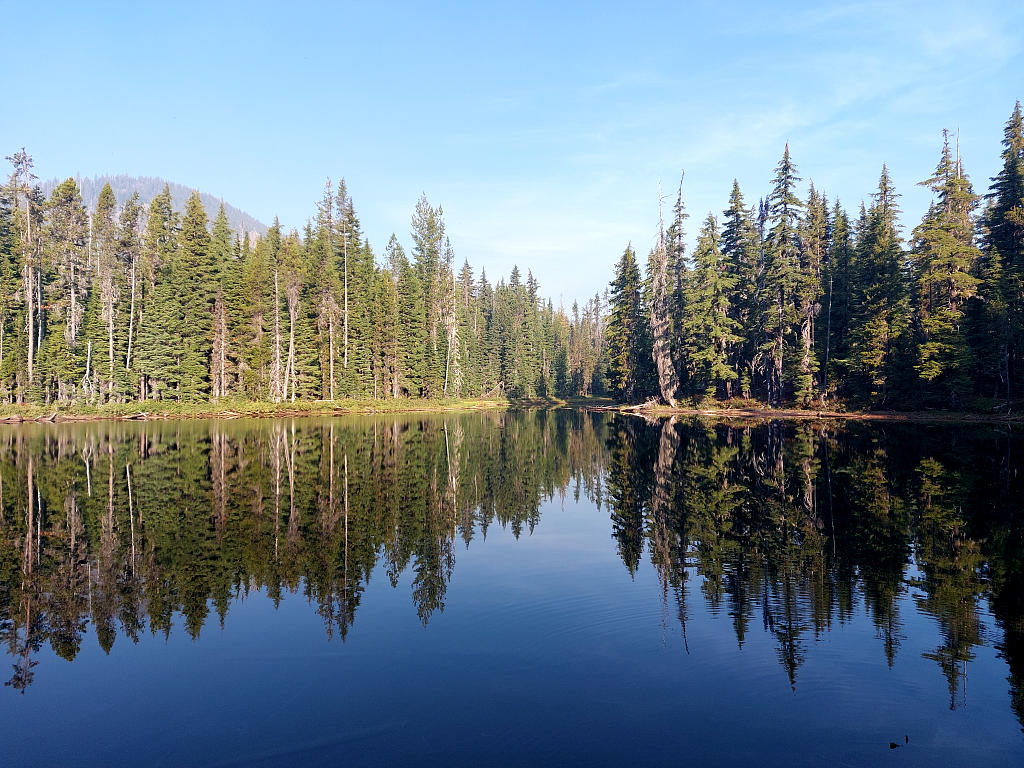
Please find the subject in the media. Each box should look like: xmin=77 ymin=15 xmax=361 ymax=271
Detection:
xmin=0 ymin=410 xmax=1022 ymax=766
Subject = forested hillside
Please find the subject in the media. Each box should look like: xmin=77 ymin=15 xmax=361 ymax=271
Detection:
xmin=40 ymin=174 xmax=267 ymax=237
xmin=1 ymin=161 xmax=606 ymax=405
xmin=606 ymin=101 xmax=1024 ymax=410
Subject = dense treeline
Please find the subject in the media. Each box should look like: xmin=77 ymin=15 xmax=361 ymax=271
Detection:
xmin=5 ymin=101 xmax=1022 ymax=412
xmin=607 ymin=102 xmax=1024 ymax=410
xmin=0 ymin=160 xmax=608 ymax=405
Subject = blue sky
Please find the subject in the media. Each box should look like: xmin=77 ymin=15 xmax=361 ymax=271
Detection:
xmin=3 ymin=0 xmax=1023 ymax=304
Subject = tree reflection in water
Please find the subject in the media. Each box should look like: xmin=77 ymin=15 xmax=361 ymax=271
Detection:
xmin=0 ymin=410 xmax=1021 ymax=733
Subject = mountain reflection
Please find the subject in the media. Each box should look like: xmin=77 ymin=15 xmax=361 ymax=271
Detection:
xmin=1 ymin=410 xmax=1022 ymax=733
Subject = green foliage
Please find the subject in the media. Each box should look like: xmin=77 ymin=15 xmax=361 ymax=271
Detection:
xmin=607 ymin=246 xmax=654 ymax=402
xmin=680 ymin=214 xmax=741 ymax=397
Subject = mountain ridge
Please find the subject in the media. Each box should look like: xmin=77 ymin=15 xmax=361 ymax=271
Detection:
xmin=40 ymin=173 xmax=268 ymax=236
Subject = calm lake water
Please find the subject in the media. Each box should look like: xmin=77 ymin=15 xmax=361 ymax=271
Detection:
xmin=0 ymin=410 xmax=1022 ymax=766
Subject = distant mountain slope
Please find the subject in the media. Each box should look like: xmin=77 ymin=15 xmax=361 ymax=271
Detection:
xmin=40 ymin=174 xmax=268 ymax=236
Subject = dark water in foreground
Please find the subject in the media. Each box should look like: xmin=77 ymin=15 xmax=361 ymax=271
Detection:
xmin=0 ymin=410 xmax=1022 ymax=766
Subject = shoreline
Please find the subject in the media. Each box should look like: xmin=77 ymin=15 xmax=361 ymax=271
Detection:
xmin=0 ymin=398 xmax=512 ymax=424
xmin=0 ymin=397 xmax=1020 ymax=426
xmin=596 ymin=403 xmax=1024 ymax=425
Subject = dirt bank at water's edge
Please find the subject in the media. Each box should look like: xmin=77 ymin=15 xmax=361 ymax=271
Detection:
xmin=577 ymin=403 xmax=1024 ymax=425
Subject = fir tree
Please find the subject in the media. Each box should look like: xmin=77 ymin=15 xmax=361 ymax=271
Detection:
xmin=681 ymin=215 xmax=742 ymax=398
xmin=911 ymin=132 xmax=980 ymax=406
xmin=759 ymin=145 xmax=803 ymax=405
xmin=721 ymin=180 xmax=760 ymax=398
xmin=607 ymin=245 xmax=654 ymax=402
xmin=848 ymin=166 xmax=911 ymax=405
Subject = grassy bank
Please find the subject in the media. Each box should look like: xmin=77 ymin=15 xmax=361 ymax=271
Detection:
xmin=0 ymin=396 xmax=511 ymax=423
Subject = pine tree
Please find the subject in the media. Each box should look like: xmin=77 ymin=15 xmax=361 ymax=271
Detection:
xmin=119 ymin=192 xmax=143 ymax=391
xmin=174 ymin=192 xmax=215 ymax=401
xmin=209 ymin=205 xmax=234 ymax=397
xmin=607 ymin=245 xmax=654 ymax=402
xmin=681 ymin=214 xmax=742 ymax=398
xmin=759 ymin=145 xmax=803 ymax=405
xmin=721 ymin=180 xmax=760 ymax=398
xmin=794 ymin=184 xmax=828 ymax=404
xmin=135 ymin=186 xmax=178 ymax=399
xmin=980 ymin=101 xmax=1024 ymax=399
xmin=665 ymin=178 xmax=689 ymax=378
xmin=92 ymin=183 xmax=121 ymax=401
xmin=849 ymin=166 xmax=911 ymax=405
xmin=43 ymin=178 xmax=89 ymax=401
xmin=821 ymin=201 xmax=853 ymax=396
xmin=911 ymin=132 xmax=980 ymax=406
xmin=411 ymin=196 xmax=446 ymax=397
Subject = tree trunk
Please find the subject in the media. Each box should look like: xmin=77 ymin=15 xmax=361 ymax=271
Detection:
xmin=107 ymin=292 xmax=115 ymax=401
xmin=329 ymin=313 xmax=335 ymax=401
xmin=126 ymin=256 xmax=136 ymax=372
xmin=823 ymin=274 xmax=833 ymax=395
xmin=650 ymin=246 xmax=680 ymax=405
xmin=272 ymin=269 xmax=282 ymax=402
xmin=25 ymin=263 xmax=33 ymax=385
xmin=343 ymin=232 xmax=349 ymax=370
xmin=650 ymin=191 xmax=680 ymax=406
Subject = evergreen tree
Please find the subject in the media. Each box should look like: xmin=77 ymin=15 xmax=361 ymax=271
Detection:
xmin=848 ymin=167 xmax=911 ymax=405
xmin=759 ymin=146 xmax=803 ymax=405
xmin=721 ymin=180 xmax=761 ymax=398
xmin=980 ymin=102 xmax=1024 ymax=399
xmin=820 ymin=201 xmax=853 ymax=397
xmin=681 ymin=214 xmax=742 ymax=398
xmin=174 ymin=192 xmax=215 ymax=401
xmin=607 ymin=245 xmax=654 ymax=402
xmin=911 ymin=132 xmax=980 ymax=406
xmin=794 ymin=184 xmax=828 ymax=404
xmin=90 ymin=183 xmax=121 ymax=401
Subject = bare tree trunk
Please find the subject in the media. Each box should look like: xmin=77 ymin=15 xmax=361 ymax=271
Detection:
xmin=650 ymin=190 xmax=680 ymax=406
xmin=70 ymin=262 xmax=76 ymax=344
xmin=774 ymin=291 xmax=785 ymax=406
xmin=343 ymin=234 xmax=349 ymax=370
xmin=106 ymin=285 xmax=115 ymax=400
xmin=285 ymin=287 xmax=298 ymax=403
xmin=800 ymin=312 xmax=813 ymax=403
xmin=25 ymin=263 xmax=33 ymax=384
xmin=328 ymin=313 xmax=335 ymax=401
xmin=126 ymin=256 xmax=136 ymax=372
xmin=272 ymin=269 xmax=282 ymax=402
xmin=221 ymin=309 xmax=227 ymax=397
xmin=36 ymin=273 xmax=42 ymax=355
xmin=823 ymin=274 xmax=833 ymax=396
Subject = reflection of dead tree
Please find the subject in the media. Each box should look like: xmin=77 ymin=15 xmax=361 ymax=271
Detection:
xmin=7 ymin=456 xmax=40 ymax=692
xmin=211 ymin=428 xmax=227 ymax=535
xmin=272 ymin=424 xmax=282 ymax=558
xmin=286 ymin=422 xmax=299 ymax=546
xmin=126 ymin=463 xmax=136 ymax=575
xmin=651 ymin=419 xmax=688 ymax=653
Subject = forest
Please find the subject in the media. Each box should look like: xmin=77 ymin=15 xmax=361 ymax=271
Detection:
xmin=1 ymin=100 xmax=1022 ymax=411
xmin=0 ymin=164 xmax=606 ymax=406
xmin=609 ymin=102 xmax=1024 ymax=410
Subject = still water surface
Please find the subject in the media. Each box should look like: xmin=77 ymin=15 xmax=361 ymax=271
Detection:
xmin=0 ymin=410 xmax=1022 ymax=766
